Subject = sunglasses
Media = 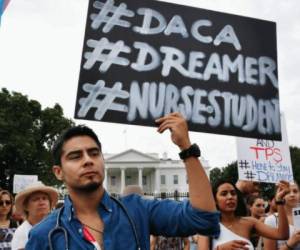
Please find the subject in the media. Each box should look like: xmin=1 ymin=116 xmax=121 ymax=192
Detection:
xmin=0 ymin=200 xmax=12 ymax=206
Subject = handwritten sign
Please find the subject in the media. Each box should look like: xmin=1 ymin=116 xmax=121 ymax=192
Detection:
xmin=13 ymin=175 xmax=38 ymax=194
xmin=293 ymin=205 xmax=300 ymax=230
xmin=236 ymin=115 xmax=292 ymax=183
xmin=75 ymin=0 xmax=281 ymax=140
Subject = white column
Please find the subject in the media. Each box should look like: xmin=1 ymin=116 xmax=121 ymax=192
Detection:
xmin=120 ymin=168 xmax=125 ymax=194
xmin=138 ymin=168 xmax=143 ymax=188
xmin=155 ymin=168 xmax=160 ymax=193
xmin=103 ymin=168 xmax=108 ymax=190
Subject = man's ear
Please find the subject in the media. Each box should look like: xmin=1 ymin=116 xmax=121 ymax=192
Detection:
xmin=52 ymin=165 xmax=63 ymax=181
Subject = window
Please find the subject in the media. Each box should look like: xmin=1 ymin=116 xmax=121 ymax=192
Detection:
xmin=142 ymin=175 xmax=147 ymax=185
xmin=126 ymin=175 xmax=133 ymax=185
xmin=160 ymin=175 xmax=166 ymax=185
xmin=173 ymin=175 xmax=178 ymax=185
xmin=111 ymin=176 xmax=116 ymax=186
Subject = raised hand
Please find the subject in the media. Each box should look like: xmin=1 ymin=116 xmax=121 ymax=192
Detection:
xmin=155 ymin=112 xmax=191 ymax=150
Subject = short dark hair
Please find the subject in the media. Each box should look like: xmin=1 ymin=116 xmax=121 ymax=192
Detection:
xmin=52 ymin=125 xmax=102 ymax=165
xmin=246 ymin=195 xmax=264 ymax=207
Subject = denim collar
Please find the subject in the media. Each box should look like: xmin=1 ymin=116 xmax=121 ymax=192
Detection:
xmin=63 ymin=189 xmax=113 ymax=221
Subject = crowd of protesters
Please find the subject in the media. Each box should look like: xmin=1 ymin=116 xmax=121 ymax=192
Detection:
xmin=0 ymin=113 xmax=299 ymax=250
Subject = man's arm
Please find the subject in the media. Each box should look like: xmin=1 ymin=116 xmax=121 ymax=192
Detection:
xmin=156 ymin=112 xmax=216 ymax=212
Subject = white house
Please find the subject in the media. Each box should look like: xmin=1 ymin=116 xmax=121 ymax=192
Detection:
xmin=103 ymin=149 xmax=210 ymax=194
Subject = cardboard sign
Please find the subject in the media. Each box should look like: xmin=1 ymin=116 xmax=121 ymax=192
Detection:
xmin=236 ymin=115 xmax=292 ymax=183
xmin=293 ymin=206 xmax=300 ymax=230
xmin=13 ymin=174 xmax=38 ymax=194
xmin=75 ymin=0 xmax=280 ymax=140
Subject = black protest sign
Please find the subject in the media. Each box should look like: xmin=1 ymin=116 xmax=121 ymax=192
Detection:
xmin=75 ymin=0 xmax=281 ymax=140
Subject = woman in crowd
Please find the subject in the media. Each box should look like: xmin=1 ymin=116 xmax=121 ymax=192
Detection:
xmin=265 ymin=194 xmax=278 ymax=216
xmin=197 ymin=180 xmax=290 ymax=250
xmin=247 ymin=195 xmax=267 ymax=249
xmin=11 ymin=182 xmax=58 ymax=250
xmin=0 ymin=190 xmax=17 ymax=250
xmin=248 ymin=195 xmax=266 ymax=220
xmin=264 ymin=182 xmax=300 ymax=250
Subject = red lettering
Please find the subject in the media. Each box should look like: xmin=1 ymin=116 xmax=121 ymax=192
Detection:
xmin=250 ymin=146 xmax=265 ymax=159
xmin=265 ymin=148 xmax=274 ymax=160
xmin=273 ymin=148 xmax=283 ymax=164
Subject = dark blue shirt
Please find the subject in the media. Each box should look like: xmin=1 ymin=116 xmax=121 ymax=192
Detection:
xmin=26 ymin=191 xmax=220 ymax=250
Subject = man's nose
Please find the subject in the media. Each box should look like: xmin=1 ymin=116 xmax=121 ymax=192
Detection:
xmin=83 ymin=151 xmax=93 ymax=165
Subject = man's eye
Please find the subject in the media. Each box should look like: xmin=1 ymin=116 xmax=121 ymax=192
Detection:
xmin=69 ymin=154 xmax=80 ymax=159
xmin=90 ymin=149 xmax=100 ymax=156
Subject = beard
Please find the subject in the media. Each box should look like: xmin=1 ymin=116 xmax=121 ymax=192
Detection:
xmin=73 ymin=181 xmax=102 ymax=193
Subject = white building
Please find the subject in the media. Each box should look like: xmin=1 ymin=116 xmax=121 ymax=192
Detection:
xmin=103 ymin=149 xmax=210 ymax=194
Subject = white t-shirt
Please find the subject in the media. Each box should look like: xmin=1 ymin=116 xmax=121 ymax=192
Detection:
xmin=11 ymin=220 xmax=32 ymax=250
xmin=265 ymin=213 xmax=300 ymax=250
xmin=213 ymin=224 xmax=254 ymax=250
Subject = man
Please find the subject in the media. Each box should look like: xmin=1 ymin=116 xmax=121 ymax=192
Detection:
xmin=26 ymin=112 xmax=220 ymax=249
xmin=11 ymin=182 xmax=58 ymax=250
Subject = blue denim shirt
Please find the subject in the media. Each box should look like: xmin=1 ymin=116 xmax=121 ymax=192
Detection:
xmin=26 ymin=191 xmax=220 ymax=250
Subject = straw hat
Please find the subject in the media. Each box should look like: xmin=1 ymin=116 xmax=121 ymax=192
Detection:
xmin=15 ymin=181 xmax=58 ymax=215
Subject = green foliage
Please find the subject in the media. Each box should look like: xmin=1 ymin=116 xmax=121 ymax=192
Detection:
xmin=0 ymin=88 xmax=74 ymax=191
xmin=210 ymin=161 xmax=238 ymax=188
xmin=291 ymin=146 xmax=300 ymax=184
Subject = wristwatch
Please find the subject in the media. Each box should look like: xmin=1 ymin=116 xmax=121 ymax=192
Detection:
xmin=275 ymin=199 xmax=285 ymax=205
xmin=179 ymin=143 xmax=201 ymax=160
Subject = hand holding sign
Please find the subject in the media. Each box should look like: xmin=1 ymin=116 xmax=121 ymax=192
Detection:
xmin=275 ymin=180 xmax=290 ymax=201
xmin=156 ymin=112 xmax=191 ymax=150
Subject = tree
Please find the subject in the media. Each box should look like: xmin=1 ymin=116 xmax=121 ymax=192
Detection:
xmin=210 ymin=161 xmax=238 ymax=187
xmin=291 ymin=146 xmax=300 ymax=184
xmin=0 ymin=88 xmax=74 ymax=191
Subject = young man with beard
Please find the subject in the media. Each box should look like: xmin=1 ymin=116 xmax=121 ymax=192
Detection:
xmin=25 ymin=112 xmax=220 ymax=250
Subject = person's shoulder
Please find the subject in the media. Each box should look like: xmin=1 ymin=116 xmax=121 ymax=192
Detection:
xmin=14 ymin=220 xmax=31 ymax=234
xmin=30 ymin=209 xmax=58 ymax=236
xmin=264 ymin=213 xmax=278 ymax=225
xmin=121 ymin=193 xmax=155 ymax=203
xmin=120 ymin=193 xmax=160 ymax=212
xmin=240 ymin=216 xmax=257 ymax=229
